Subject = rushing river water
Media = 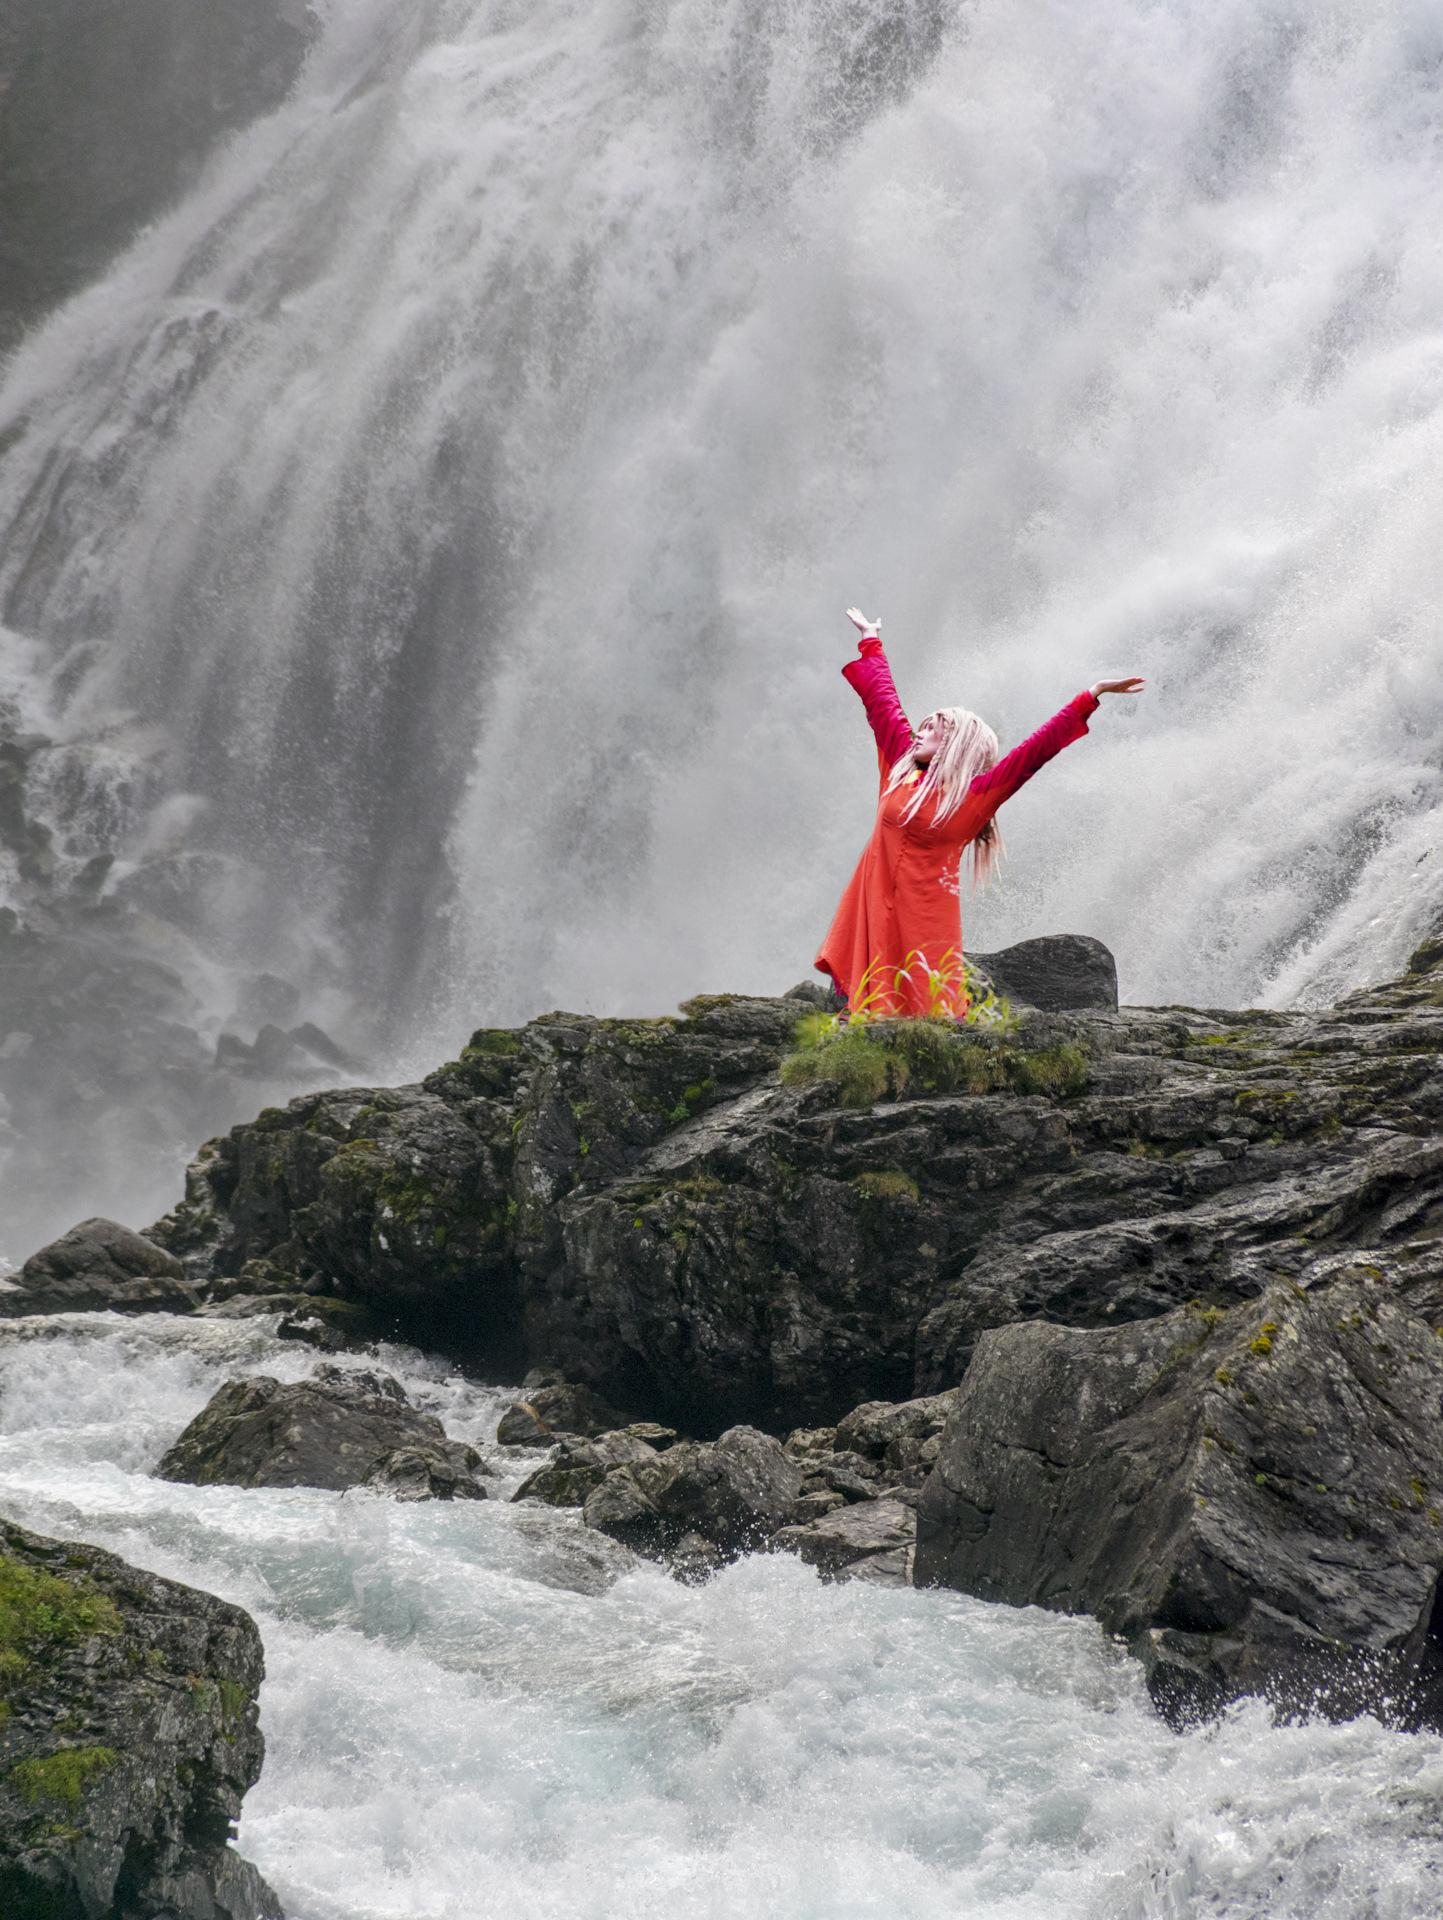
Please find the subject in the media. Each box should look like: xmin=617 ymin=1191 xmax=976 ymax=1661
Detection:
xmin=2 ymin=1311 xmax=1442 ymax=1919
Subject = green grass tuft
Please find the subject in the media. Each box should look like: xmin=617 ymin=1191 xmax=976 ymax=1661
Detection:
xmin=8 ymin=1746 xmax=117 ymax=1811
xmin=851 ymin=1170 xmax=920 ymax=1202
xmin=0 ymin=1553 xmax=121 ymax=1683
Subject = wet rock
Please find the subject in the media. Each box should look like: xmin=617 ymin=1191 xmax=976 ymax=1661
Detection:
xmin=512 ymin=1431 xmax=659 ymax=1507
xmin=495 ymin=1381 xmax=628 ymax=1444
xmin=969 ymin=934 xmax=1118 ymax=1011
xmin=0 ymin=1215 xmax=198 ymax=1317
xmin=583 ymin=1426 xmax=803 ymax=1560
xmin=774 ymin=1498 xmax=917 ymax=1581
xmin=153 ymin=1365 xmax=460 ymax=1493
xmin=915 ymin=1280 xmax=1443 ymax=1728
xmin=362 ymin=1443 xmax=489 ymax=1501
xmin=0 ymin=1516 xmax=280 ymax=1919
xmin=274 ymin=1294 xmax=382 ymax=1351
xmin=668 ymin=1531 xmax=723 ymax=1584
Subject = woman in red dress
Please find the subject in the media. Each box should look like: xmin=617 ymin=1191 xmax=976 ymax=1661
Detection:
xmin=816 ymin=607 xmax=1143 ymax=1019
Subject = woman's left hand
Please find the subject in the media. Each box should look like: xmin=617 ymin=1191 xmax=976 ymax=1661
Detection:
xmin=1090 ymin=676 xmax=1146 ymax=697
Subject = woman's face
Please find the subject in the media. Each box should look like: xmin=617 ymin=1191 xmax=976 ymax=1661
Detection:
xmin=914 ymin=715 xmax=947 ymax=766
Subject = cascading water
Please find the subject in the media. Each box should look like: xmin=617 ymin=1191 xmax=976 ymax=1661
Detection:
xmin=4 ymin=8 xmax=1443 ymax=1911
xmin=4 ymin=1312 xmax=1443 ymax=1919
xmin=3 ymin=0 xmax=1442 ymax=1057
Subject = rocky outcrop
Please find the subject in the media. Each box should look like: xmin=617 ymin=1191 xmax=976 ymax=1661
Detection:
xmin=580 ymin=1427 xmax=802 ymax=1561
xmin=914 ymin=1279 xmax=1443 ymax=1727
xmin=0 ymin=1517 xmax=280 ymax=1919
xmin=128 ymin=948 xmax=1443 ymax=1439
xmin=154 ymin=1365 xmax=487 ymax=1497
xmin=0 ymin=1216 xmax=197 ymax=1317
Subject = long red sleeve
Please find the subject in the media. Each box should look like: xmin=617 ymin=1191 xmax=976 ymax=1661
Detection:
xmin=969 ymin=691 xmax=1098 ymax=800
xmin=841 ymin=639 xmax=914 ymax=776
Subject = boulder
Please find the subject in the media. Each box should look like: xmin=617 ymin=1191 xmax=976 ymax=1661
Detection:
xmin=0 ymin=1517 xmax=280 ymax=1919
xmin=834 ymin=1391 xmax=957 ymax=1460
xmin=495 ymin=1381 xmax=628 ymax=1444
xmin=512 ymin=1431 xmax=659 ymax=1506
xmin=362 ymin=1444 xmax=489 ymax=1501
xmin=774 ymin=1498 xmax=917 ymax=1583
xmin=968 ymin=934 xmax=1118 ymax=1011
xmin=582 ymin=1426 xmax=803 ymax=1559
xmin=915 ymin=1280 xmax=1443 ymax=1727
xmin=154 ymin=1365 xmax=464 ymax=1494
xmin=2 ymin=1216 xmax=197 ymax=1317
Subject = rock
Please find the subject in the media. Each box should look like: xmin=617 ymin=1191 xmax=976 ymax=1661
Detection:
xmin=274 ymin=1294 xmax=381 ymax=1351
xmin=969 ymin=934 xmax=1118 ymax=1011
xmin=583 ymin=1426 xmax=803 ymax=1559
xmin=495 ymin=1401 xmax=550 ymax=1445
xmin=1 ymin=1215 xmax=198 ymax=1317
xmin=623 ymin=1421 xmax=679 ymax=1450
xmin=914 ymin=1280 xmax=1443 ymax=1727
xmin=668 ymin=1532 xmax=723 ymax=1584
xmin=362 ymin=1443 xmax=489 ymax=1501
xmin=512 ymin=1431 xmax=659 ymax=1507
xmin=495 ymin=1381 xmax=628 ymax=1444
xmin=774 ymin=1497 xmax=917 ymax=1580
xmin=834 ymin=1392 xmax=958 ymax=1460
xmin=153 ymin=1365 xmax=461 ymax=1493
xmin=0 ymin=1517 xmax=281 ymax=1919
xmin=128 ymin=958 xmax=1443 ymax=1441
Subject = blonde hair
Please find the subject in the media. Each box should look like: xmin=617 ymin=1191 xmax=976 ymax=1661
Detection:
xmin=886 ymin=706 xmax=1007 ymax=890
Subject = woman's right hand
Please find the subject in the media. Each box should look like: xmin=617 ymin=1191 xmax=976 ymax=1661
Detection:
xmin=1090 ymin=676 xmax=1145 ymax=697
xmin=846 ymin=607 xmax=880 ymax=638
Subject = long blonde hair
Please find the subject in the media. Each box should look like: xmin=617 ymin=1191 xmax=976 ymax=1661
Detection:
xmin=886 ymin=706 xmax=1006 ymax=890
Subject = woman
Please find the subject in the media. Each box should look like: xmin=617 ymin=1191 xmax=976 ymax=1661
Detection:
xmin=815 ymin=607 xmax=1143 ymax=1019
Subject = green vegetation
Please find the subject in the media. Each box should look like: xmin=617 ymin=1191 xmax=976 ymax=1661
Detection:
xmin=8 ymin=1746 xmax=117 ymax=1811
xmin=780 ymin=1018 xmax=1089 ymax=1108
xmin=851 ymin=1170 xmax=919 ymax=1203
xmin=1 ymin=1552 xmax=121 ymax=1684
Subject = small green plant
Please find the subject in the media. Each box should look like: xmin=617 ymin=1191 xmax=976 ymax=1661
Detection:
xmin=851 ymin=1171 xmax=919 ymax=1203
xmin=9 ymin=1747 xmax=118 ymax=1811
xmin=1012 ymin=1043 xmax=1089 ymax=1098
xmin=0 ymin=1554 xmax=121 ymax=1682
xmin=780 ymin=1008 xmax=1087 ymax=1110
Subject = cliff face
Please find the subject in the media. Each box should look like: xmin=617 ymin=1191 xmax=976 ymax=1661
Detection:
xmin=142 ymin=944 xmax=1443 ymax=1437
xmin=0 ymin=0 xmax=315 ymax=353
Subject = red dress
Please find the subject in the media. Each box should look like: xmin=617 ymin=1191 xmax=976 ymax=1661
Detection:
xmin=815 ymin=638 xmax=1098 ymax=1017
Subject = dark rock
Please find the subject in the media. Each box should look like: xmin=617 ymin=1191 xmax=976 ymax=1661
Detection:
xmin=153 ymin=1365 xmax=459 ymax=1492
xmin=774 ymin=1497 xmax=917 ymax=1580
xmin=623 ymin=1421 xmax=679 ymax=1450
xmin=512 ymin=1431 xmax=659 ymax=1506
xmin=915 ymin=1280 xmax=1443 ymax=1727
xmin=251 ymin=1024 xmax=301 ymax=1076
xmin=668 ymin=1532 xmax=723 ymax=1584
xmin=1 ymin=1215 xmax=197 ymax=1317
xmin=0 ymin=1517 xmax=280 ymax=1919
xmin=274 ymin=1295 xmax=381 ymax=1351
xmin=288 ymin=1022 xmax=360 ymax=1071
xmin=969 ymin=934 xmax=1118 ymax=1011
xmin=130 ymin=961 xmax=1443 ymax=1442
xmin=495 ymin=1382 xmax=627 ymax=1445
xmin=834 ymin=1392 xmax=957 ymax=1459
xmin=362 ymin=1443 xmax=489 ymax=1502
xmin=582 ymin=1426 xmax=802 ymax=1559
xmin=495 ymin=1402 xmax=550 ymax=1445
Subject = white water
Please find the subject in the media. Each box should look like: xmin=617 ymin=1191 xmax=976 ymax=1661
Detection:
xmin=3 ymin=1310 xmax=1443 ymax=1919
xmin=2 ymin=0 xmax=1442 ymax=1055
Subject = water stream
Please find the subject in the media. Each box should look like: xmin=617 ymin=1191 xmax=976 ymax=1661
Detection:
xmin=3 ymin=1311 xmax=1443 ymax=1918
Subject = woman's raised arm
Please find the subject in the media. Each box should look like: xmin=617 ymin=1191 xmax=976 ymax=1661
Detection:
xmin=840 ymin=609 xmax=914 ymax=776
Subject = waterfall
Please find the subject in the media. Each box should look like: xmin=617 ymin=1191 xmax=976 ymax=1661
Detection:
xmin=1 ymin=0 xmax=1442 ymax=1243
